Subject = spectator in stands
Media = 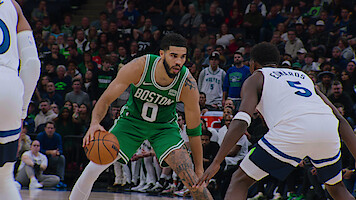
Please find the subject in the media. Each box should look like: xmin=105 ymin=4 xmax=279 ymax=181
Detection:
xmin=199 ymin=92 xmax=209 ymax=115
xmin=336 ymin=103 xmax=355 ymax=129
xmin=316 ymin=71 xmax=335 ymax=97
xmin=308 ymin=20 xmax=329 ymax=58
xmin=34 ymin=99 xmax=58 ymax=133
xmin=202 ymin=45 xmax=215 ymax=66
xmin=15 ymin=140 xmax=60 ymax=189
xmin=190 ymin=48 xmax=204 ymax=69
xmin=50 ymin=103 xmax=60 ymax=115
xmin=245 ymin=0 xmax=267 ymax=17
xmin=103 ymin=0 xmax=116 ymax=22
xmin=340 ymin=70 xmax=356 ymax=102
xmin=129 ymin=40 xmax=139 ymax=59
xmin=201 ymin=118 xmax=218 ymax=144
xmin=44 ymin=44 xmax=66 ymax=67
xmin=124 ymin=0 xmax=140 ymax=25
xmin=328 ymin=81 xmax=355 ymax=120
xmin=337 ymin=37 xmax=355 ymax=61
xmin=49 ymin=23 xmax=64 ymax=40
xmin=198 ymin=51 xmax=226 ymax=110
xmin=73 ymin=103 xmax=91 ymax=135
xmin=35 ymin=75 xmax=50 ymax=102
xmin=243 ymin=3 xmax=263 ymax=43
xmin=156 ymin=17 xmax=178 ymax=40
xmin=67 ymin=45 xmax=84 ymax=67
xmin=36 ymin=122 xmax=66 ymax=188
xmin=92 ymin=56 xmax=117 ymax=100
xmin=40 ymin=81 xmax=64 ymax=108
xmin=98 ymin=20 xmax=109 ymax=35
xmin=330 ymin=46 xmax=348 ymax=72
xmin=31 ymin=0 xmax=48 ymax=23
xmin=201 ymin=129 xmax=224 ymax=194
xmin=43 ymin=62 xmax=58 ymax=81
xmin=66 ymin=60 xmax=83 ymax=81
xmin=285 ymin=29 xmax=304 ymax=59
xmin=75 ymin=29 xmax=90 ymax=53
xmin=137 ymin=30 xmax=157 ymax=56
xmin=270 ymin=31 xmax=285 ymax=55
xmin=225 ymin=7 xmax=243 ymax=29
xmin=333 ymin=8 xmax=351 ymax=36
xmin=61 ymin=14 xmax=76 ymax=37
xmin=82 ymin=70 xmax=96 ymax=102
xmin=54 ymin=106 xmax=78 ymax=168
xmin=180 ymin=4 xmax=202 ymax=32
xmin=79 ymin=17 xmax=90 ymax=36
xmin=65 ymin=79 xmax=91 ymax=106
xmin=117 ymin=46 xmax=130 ymax=64
xmin=302 ymin=53 xmax=320 ymax=72
xmin=139 ymin=18 xmax=158 ymax=34
xmin=294 ymin=48 xmax=307 ymax=66
xmin=216 ymin=23 xmax=234 ymax=49
xmin=260 ymin=5 xmax=286 ymax=42
xmin=223 ymin=51 xmax=251 ymax=109
xmin=78 ymin=52 xmax=97 ymax=76
xmin=53 ymin=65 xmax=72 ymax=98
xmin=17 ymin=123 xmax=32 ymax=157
xmin=203 ymin=4 xmax=224 ymax=28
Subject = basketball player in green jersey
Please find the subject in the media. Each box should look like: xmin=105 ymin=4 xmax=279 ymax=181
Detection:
xmin=69 ymin=33 xmax=213 ymax=200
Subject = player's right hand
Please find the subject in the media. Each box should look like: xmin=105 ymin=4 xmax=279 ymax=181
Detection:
xmin=82 ymin=124 xmax=106 ymax=147
xmin=193 ymin=161 xmax=220 ymax=189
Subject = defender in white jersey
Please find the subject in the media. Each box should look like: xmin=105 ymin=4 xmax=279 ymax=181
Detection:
xmin=196 ymin=42 xmax=356 ymax=200
xmin=0 ymin=0 xmax=40 ymax=199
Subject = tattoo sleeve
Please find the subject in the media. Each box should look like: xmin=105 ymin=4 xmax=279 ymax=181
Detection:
xmin=184 ymin=74 xmax=198 ymax=90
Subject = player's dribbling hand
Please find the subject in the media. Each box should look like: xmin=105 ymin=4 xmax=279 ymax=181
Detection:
xmin=82 ymin=124 xmax=106 ymax=147
xmin=193 ymin=162 xmax=220 ymax=189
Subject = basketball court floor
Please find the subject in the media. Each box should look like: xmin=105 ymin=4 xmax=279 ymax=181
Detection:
xmin=19 ymin=189 xmax=185 ymax=200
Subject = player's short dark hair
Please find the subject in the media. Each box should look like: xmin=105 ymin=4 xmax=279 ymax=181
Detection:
xmin=250 ymin=42 xmax=280 ymax=66
xmin=160 ymin=33 xmax=187 ymax=51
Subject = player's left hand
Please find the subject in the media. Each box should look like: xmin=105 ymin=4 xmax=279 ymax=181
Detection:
xmin=193 ymin=162 xmax=220 ymax=188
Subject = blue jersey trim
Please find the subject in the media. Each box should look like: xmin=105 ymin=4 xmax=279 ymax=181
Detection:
xmin=0 ymin=128 xmax=21 ymax=137
xmin=310 ymin=150 xmax=341 ymax=164
xmin=261 ymin=137 xmax=302 ymax=163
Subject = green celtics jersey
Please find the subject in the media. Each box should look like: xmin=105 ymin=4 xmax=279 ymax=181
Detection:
xmin=123 ymin=54 xmax=189 ymax=123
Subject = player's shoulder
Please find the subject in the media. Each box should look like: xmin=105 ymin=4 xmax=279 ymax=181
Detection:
xmin=9 ymin=0 xmax=20 ymax=14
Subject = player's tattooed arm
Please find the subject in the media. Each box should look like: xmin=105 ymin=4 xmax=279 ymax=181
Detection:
xmin=184 ymin=73 xmax=198 ymax=91
xmin=165 ymin=148 xmax=213 ymax=199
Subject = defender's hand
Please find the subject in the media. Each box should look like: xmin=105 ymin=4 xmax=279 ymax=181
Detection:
xmin=194 ymin=162 xmax=220 ymax=188
xmin=82 ymin=124 xmax=106 ymax=147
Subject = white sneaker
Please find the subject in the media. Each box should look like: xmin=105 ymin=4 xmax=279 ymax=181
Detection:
xmin=14 ymin=181 xmax=21 ymax=190
xmin=29 ymin=178 xmax=43 ymax=189
xmin=131 ymin=183 xmax=145 ymax=191
xmin=137 ymin=183 xmax=154 ymax=192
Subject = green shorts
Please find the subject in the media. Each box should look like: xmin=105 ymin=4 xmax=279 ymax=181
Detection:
xmin=109 ymin=116 xmax=184 ymax=167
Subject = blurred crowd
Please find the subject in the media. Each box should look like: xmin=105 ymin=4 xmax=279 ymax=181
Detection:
xmin=15 ymin=0 xmax=356 ymax=199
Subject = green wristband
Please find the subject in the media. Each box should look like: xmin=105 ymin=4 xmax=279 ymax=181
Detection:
xmin=186 ymin=124 xmax=202 ymax=136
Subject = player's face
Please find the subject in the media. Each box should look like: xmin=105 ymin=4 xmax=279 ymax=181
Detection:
xmin=161 ymin=46 xmax=187 ymax=78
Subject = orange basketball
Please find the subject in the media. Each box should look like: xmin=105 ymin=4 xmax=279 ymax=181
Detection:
xmin=84 ymin=130 xmax=120 ymax=165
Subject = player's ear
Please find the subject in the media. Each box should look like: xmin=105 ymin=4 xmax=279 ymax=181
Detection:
xmin=159 ymin=50 xmax=164 ymax=57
